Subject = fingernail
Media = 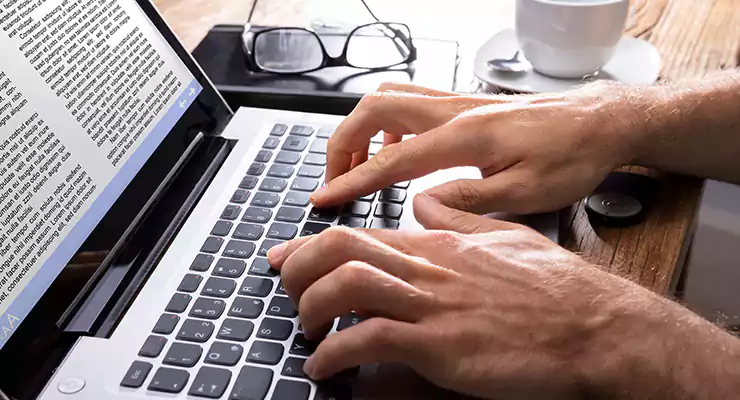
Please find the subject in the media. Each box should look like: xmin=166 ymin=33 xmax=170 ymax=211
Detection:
xmin=418 ymin=192 xmax=441 ymax=204
xmin=267 ymin=241 xmax=288 ymax=263
xmin=310 ymin=185 xmax=328 ymax=204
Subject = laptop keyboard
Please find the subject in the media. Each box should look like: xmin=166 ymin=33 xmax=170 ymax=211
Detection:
xmin=120 ymin=123 xmax=409 ymax=399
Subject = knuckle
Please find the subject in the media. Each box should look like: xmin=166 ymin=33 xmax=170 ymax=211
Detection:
xmin=371 ymin=145 xmax=399 ymax=172
xmin=359 ymin=91 xmax=389 ymax=111
xmin=336 ymin=261 xmax=373 ymax=289
xmin=377 ymin=82 xmax=399 ymax=92
xmin=364 ymin=318 xmax=395 ymax=347
xmin=427 ymin=230 xmax=462 ymax=246
xmin=321 ymin=226 xmax=357 ymax=244
xmin=453 ymin=181 xmax=483 ymax=210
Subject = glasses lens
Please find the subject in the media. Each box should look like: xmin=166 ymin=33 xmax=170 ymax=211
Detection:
xmin=254 ymin=29 xmax=324 ymax=73
xmin=346 ymin=23 xmax=412 ymax=69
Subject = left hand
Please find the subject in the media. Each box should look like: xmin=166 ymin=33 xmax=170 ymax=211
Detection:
xmin=266 ymin=194 xmax=672 ymax=399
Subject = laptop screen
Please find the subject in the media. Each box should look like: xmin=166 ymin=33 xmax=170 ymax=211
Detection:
xmin=0 ymin=0 xmax=228 ymax=350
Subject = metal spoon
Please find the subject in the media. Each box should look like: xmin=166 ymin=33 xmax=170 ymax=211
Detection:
xmin=486 ymin=50 xmax=532 ymax=73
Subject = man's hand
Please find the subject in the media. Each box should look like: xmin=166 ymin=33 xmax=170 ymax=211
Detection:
xmin=268 ymin=194 xmax=740 ymax=399
xmin=311 ymin=82 xmax=649 ymax=214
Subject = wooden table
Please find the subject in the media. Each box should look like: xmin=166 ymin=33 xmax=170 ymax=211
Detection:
xmin=153 ymin=0 xmax=740 ymax=296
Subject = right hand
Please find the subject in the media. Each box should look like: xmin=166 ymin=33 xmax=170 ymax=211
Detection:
xmin=311 ymin=82 xmax=652 ymax=214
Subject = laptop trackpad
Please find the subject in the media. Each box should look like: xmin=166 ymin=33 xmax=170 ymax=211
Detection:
xmin=348 ymin=364 xmax=476 ymax=400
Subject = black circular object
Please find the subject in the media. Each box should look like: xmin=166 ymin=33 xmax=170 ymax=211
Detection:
xmin=584 ymin=172 xmax=662 ymax=227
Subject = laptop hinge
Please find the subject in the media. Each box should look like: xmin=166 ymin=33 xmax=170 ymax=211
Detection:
xmin=59 ymin=133 xmax=234 ymax=335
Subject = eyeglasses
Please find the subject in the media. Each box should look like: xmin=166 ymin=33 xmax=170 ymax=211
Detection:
xmin=241 ymin=22 xmax=417 ymax=75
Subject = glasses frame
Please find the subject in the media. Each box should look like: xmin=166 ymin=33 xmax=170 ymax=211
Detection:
xmin=242 ymin=22 xmax=417 ymax=75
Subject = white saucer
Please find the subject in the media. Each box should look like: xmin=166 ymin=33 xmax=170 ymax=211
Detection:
xmin=474 ymin=29 xmax=661 ymax=93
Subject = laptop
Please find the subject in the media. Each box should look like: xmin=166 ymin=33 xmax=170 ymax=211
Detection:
xmin=0 ymin=1 xmax=557 ymax=399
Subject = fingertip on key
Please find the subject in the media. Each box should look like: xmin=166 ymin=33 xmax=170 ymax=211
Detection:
xmin=267 ymin=242 xmax=287 ymax=267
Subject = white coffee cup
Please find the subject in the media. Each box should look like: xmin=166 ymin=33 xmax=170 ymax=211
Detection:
xmin=515 ymin=0 xmax=630 ymax=79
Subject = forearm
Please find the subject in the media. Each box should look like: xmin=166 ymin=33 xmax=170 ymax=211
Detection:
xmin=630 ymin=70 xmax=740 ymax=183
xmin=583 ymin=286 xmax=740 ymax=399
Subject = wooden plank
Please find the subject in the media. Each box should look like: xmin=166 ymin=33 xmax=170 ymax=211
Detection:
xmin=153 ymin=0 xmax=740 ymax=295
xmin=152 ymin=0 xmax=256 ymax=52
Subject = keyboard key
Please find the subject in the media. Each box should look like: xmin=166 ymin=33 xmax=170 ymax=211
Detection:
xmin=239 ymin=176 xmax=258 ymax=190
xmin=290 ymin=125 xmax=314 ymax=136
xmin=221 ymin=205 xmax=242 ymax=220
xmin=290 ymin=334 xmax=318 ymax=356
xmin=370 ymin=133 xmax=384 ymax=144
xmin=309 ymin=207 xmax=338 ymax=222
xmin=247 ymin=163 xmax=266 ymax=176
xmin=229 ymin=297 xmax=265 ymax=319
xmin=229 ymin=366 xmax=273 ymax=400
xmin=190 ymin=297 xmax=227 ymax=319
xmin=374 ymin=203 xmax=403 ymax=219
xmin=276 ymin=280 xmax=286 ymax=295
xmin=242 ymin=207 xmax=272 ymax=223
xmin=233 ymin=223 xmax=264 ymax=241
xmin=153 ymin=313 xmax=180 ymax=335
xmin=213 ymin=258 xmax=247 ymax=278
xmin=370 ymin=218 xmax=400 ymax=230
xmin=188 ymin=366 xmax=231 ymax=399
xmin=255 ymin=149 xmax=273 ymax=163
xmin=223 ymin=240 xmax=256 ymax=259
xmin=337 ymin=313 xmax=363 ymax=331
xmin=258 ymin=239 xmax=284 ymax=257
xmin=217 ymin=318 xmax=254 ymax=342
xmin=205 ymin=342 xmax=244 ymax=367
xmin=343 ymin=201 xmax=372 ymax=218
xmin=239 ymin=277 xmax=274 ymax=297
xmin=283 ymin=191 xmax=311 ymax=207
xmin=270 ymin=123 xmax=288 ymax=136
xmin=177 ymin=319 xmax=215 ymax=343
xmin=249 ymin=258 xmax=278 ymax=277
xmin=201 ymin=236 xmax=224 ymax=253
xmin=251 ymin=192 xmax=280 ymax=208
xmin=358 ymin=192 xmax=376 ymax=202
xmin=273 ymin=379 xmax=311 ymax=400
xmin=281 ymin=357 xmax=308 ymax=379
xmin=317 ymin=127 xmax=334 ymax=138
xmin=297 ymin=165 xmax=323 ymax=178
xmin=257 ymin=318 xmax=294 ymax=341
xmin=121 ymin=361 xmax=152 ymax=388
xmin=148 ymin=367 xmax=189 ymax=394
xmin=211 ymin=220 xmax=233 ymax=236
xmin=163 ymin=342 xmax=203 ymax=367
xmin=267 ymin=222 xmax=298 ymax=240
xmin=300 ymin=222 xmax=331 ymax=236
xmin=139 ymin=335 xmax=167 ymax=357
xmin=259 ymin=178 xmax=288 ymax=193
xmin=267 ymin=296 xmax=297 ymax=318
xmin=201 ymin=278 xmax=236 ymax=299
xmin=276 ymin=206 xmax=305 ymax=223
xmin=275 ymin=150 xmax=301 ymax=165
xmin=392 ymin=181 xmax=410 ymax=189
xmin=178 ymin=274 xmax=203 ymax=293
xmin=230 ymin=190 xmax=250 ymax=205
xmin=309 ymin=138 xmax=329 ymax=154
xmin=166 ymin=293 xmax=192 ymax=313
xmin=247 ymin=341 xmax=284 ymax=365
xmin=338 ymin=216 xmax=366 ymax=228
xmin=263 ymin=137 xmax=280 ymax=149
xmin=303 ymin=153 xmax=326 ymax=166
xmin=267 ymin=164 xmax=295 ymax=178
xmin=380 ymin=188 xmax=407 ymax=203
xmin=291 ymin=177 xmax=319 ymax=192
xmin=282 ymin=136 xmax=309 ymax=152
xmin=190 ymin=254 xmax=214 ymax=272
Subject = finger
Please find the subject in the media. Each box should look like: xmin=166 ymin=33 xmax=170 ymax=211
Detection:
xmin=266 ymin=235 xmax=315 ymax=270
xmin=304 ymin=318 xmax=426 ymax=380
xmin=413 ymin=192 xmax=520 ymax=234
xmin=350 ymin=143 xmax=370 ymax=170
xmin=313 ymin=126 xmax=481 ymax=207
xmin=299 ymin=261 xmax=431 ymax=340
xmin=325 ymin=92 xmax=460 ymax=182
xmin=377 ymin=82 xmax=460 ymax=97
xmin=422 ymin=167 xmax=545 ymax=215
xmin=383 ymin=131 xmax=402 ymax=147
xmin=279 ymin=227 xmax=421 ymax=303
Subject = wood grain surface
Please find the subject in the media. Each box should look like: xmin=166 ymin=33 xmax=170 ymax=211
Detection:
xmin=153 ymin=0 xmax=740 ymax=295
